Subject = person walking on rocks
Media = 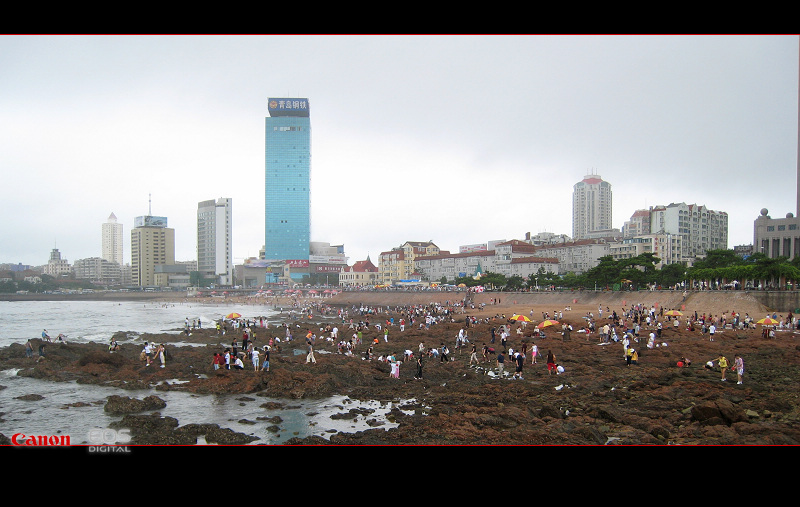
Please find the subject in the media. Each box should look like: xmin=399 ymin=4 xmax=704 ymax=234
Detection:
xmin=306 ymin=340 xmax=317 ymax=365
xmin=261 ymin=346 xmax=271 ymax=372
xmin=496 ymin=350 xmax=505 ymax=377
xmin=513 ymin=351 xmax=524 ymax=379
xmin=155 ymin=343 xmax=166 ymax=368
xmin=414 ymin=354 xmax=423 ymax=380
xmin=546 ymin=350 xmax=556 ymax=375
xmin=733 ymin=354 xmax=745 ymax=384
xmin=143 ymin=342 xmax=153 ymax=367
xmin=36 ymin=342 xmax=46 ymax=363
xmin=714 ymin=355 xmax=729 ymax=381
xmin=469 ymin=343 xmax=479 ymax=366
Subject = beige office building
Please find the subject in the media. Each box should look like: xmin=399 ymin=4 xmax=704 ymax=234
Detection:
xmin=753 ymin=208 xmax=800 ymax=260
xmin=131 ymin=215 xmax=175 ymax=287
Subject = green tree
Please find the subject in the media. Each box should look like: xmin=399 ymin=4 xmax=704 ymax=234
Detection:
xmin=583 ymin=255 xmax=620 ymax=288
xmin=657 ymin=263 xmax=687 ymax=287
xmin=693 ymin=249 xmax=743 ymax=269
xmin=505 ymin=275 xmax=525 ymax=291
xmin=527 ymin=267 xmax=560 ymax=290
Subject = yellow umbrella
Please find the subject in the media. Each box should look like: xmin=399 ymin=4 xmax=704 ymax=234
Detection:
xmin=537 ymin=319 xmax=559 ymax=329
xmin=757 ymin=317 xmax=780 ymax=325
xmin=226 ymin=312 xmax=242 ymax=319
xmin=664 ymin=310 xmax=683 ymax=316
xmin=510 ymin=314 xmax=532 ymax=322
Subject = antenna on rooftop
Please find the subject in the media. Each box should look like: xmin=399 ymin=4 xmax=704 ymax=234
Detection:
xmin=148 ymin=193 xmax=152 ymax=216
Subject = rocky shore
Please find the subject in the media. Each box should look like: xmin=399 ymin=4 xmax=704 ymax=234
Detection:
xmin=2 ymin=289 xmax=800 ymax=445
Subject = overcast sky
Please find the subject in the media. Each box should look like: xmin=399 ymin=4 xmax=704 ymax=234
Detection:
xmin=1 ymin=34 xmax=798 ymax=268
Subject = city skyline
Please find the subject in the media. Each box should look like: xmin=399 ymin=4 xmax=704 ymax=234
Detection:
xmin=1 ymin=35 xmax=797 ymax=267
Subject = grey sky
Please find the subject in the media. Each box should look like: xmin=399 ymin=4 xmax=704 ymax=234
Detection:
xmin=1 ymin=34 xmax=797 ymax=267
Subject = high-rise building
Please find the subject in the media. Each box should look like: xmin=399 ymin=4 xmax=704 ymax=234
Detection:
xmin=572 ymin=174 xmax=613 ymax=240
xmin=101 ymin=212 xmax=124 ymax=266
xmin=650 ymin=202 xmax=728 ymax=260
xmin=197 ymin=198 xmax=233 ymax=285
xmin=264 ymin=98 xmax=311 ymax=271
xmin=131 ymin=215 xmax=175 ymax=287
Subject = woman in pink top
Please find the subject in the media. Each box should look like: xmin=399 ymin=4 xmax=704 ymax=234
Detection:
xmin=733 ymin=355 xmax=745 ymax=385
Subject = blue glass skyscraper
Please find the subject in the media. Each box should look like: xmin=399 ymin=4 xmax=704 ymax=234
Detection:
xmin=264 ymin=98 xmax=311 ymax=263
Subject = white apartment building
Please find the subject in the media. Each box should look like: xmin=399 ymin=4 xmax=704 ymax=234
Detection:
xmin=197 ymin=198 xmax=233 ymax=286
xmin=621 ymin=209 xmax=651 ymax=238
xmin=494 ymin=240 xmax=559 ymax=277
xmin=524 ymin=231 xmax=571 ymax=246
xmin=534 ymin=239 xmax=610 ymax=275
xmin=414 ymin=241 xmax=558 ymax=282
xmin=572 ymin=174 xmax=612 ymax=241
xmin=415 ymin=250 xmax=498 ymax=282
xmin=72 ymin=257 xmax=122 ymax=284
xmin=101 ymin=212 xmax=124 ymax=266
xmin=608 ymin=233 xmax=683 ymax=267
xmin=503 ymin=256 xmax=559 ymax=279
xmin=650 ymin=202 xmax=728 ymax=260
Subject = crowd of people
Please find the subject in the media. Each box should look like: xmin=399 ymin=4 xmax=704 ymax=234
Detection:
xmin=59 ymin=298 xmax=777 ymax=390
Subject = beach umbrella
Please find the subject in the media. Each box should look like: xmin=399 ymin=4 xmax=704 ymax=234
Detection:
xmin=664 ymin=310 xmax=683 ymax=316
xmin=537 ymin=319 xmax=559 ymax=329
xmin=308 ymin=290 xmax=318 ymax=294
xmin=226 ymin=312 xmax=242 ymax=319
xmin=757 ymin=317 xmax=780 ymax=325
xmin=510 ymin=314 xmax=531 ymax=322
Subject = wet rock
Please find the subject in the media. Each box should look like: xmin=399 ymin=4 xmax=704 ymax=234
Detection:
xmin=204 ymin=426 xmax=259 ymax=445
xmin=104 ymin=395 xmax=167 ymax=414
xmin=691 ymin=399 xmax=746 ymax=426
xmin=15 ymin=394 xmax=44 ymax=401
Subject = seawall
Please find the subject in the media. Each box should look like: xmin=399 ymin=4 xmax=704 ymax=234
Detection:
xmin=327 ymin=289 xmax=800 ymax=316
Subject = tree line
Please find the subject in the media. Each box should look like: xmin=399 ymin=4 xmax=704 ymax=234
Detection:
xmin=452 ymin=250 xmax=800 ymax=292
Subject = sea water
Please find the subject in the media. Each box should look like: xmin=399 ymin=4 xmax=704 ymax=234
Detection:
xmin=0 ymin=299 xmax=276 ymax=347
xmin=0 ymin=299 xmax=409 ymax=445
